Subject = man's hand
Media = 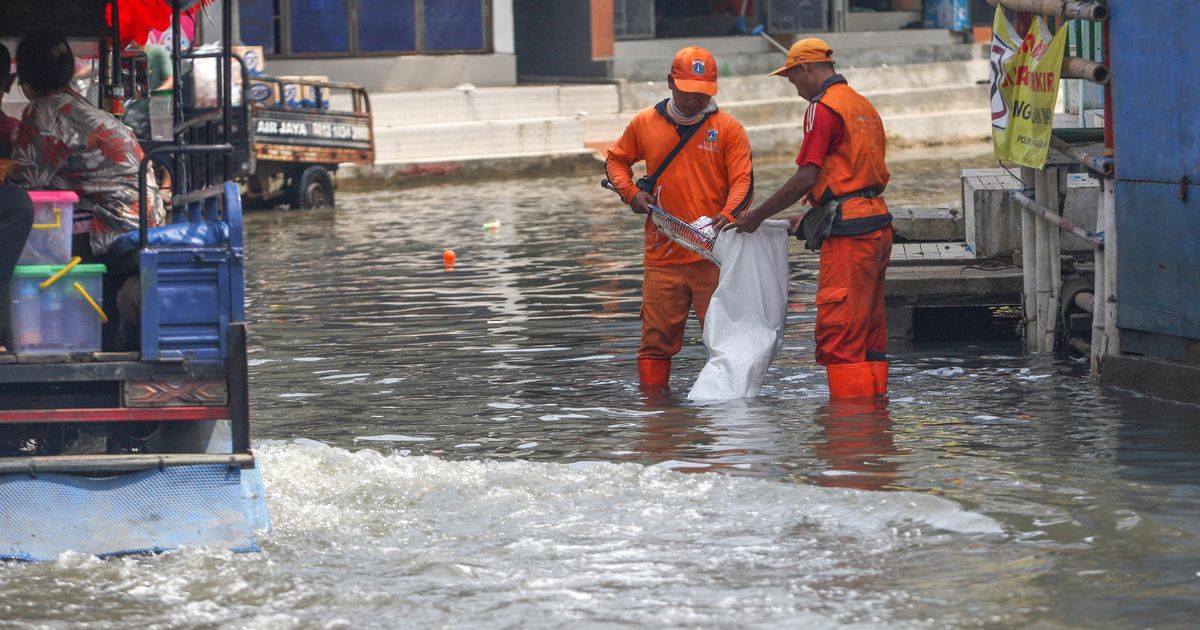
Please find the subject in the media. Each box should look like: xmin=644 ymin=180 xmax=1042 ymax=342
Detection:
xmin=787 ymin=214 xmax=804 ymax=235
xmin=629 ymin=191 xmax=655 ymax=215
xmin=711 ymin=213 xmax=734 ymax=232
xmin=732 ymin=211 xmax=763 ymax=234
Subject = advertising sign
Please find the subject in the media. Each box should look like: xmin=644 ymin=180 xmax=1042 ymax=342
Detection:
xmin=990 ymin=7 xmax=1068 ymax=168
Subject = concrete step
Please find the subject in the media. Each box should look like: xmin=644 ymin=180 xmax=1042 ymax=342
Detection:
xmin=619 ymin=58 xmax=990 ymax=110
xmin=744 ymin=123 xmax=806 ymax=157
xmin=720 ymin=98 xmax=810 ymax=127
xmin=363 ymin=84 xmax=619 ymax=127
xmin=610 ymin=29 xmax=964 ymax=59
xmin=373 ymin=116 xmax=585 ymax=163
xmin=718 ymin=84 xmax=988 ymax=127
xmin=582 ymin=112 xmax=634 ymax=145
xmin=611 ymin=42 xmax=986 ymax=82
xmin=342 ymin=149 xmax=600 ymax=185
xmin=865 ymin=84 xmax=990 ymax=117
xmin=882 ymin=109 xmax=993 ymax=145
xmin=744 ymin=108 xmax=992 ymax=158
xmin=891 ymin=206 xmax=964 ymax=242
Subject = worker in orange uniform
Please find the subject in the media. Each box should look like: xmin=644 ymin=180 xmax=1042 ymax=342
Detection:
xmin=605 ymin=45 xmax=754 ymax=389
xmin=714 ymin=38 xmax=892 ymax=398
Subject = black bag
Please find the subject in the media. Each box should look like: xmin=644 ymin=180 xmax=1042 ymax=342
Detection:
xmin=798 ymin=189 xmax=880 ymax=252
xmin=799 ymin=204 xmax=837 ymax=252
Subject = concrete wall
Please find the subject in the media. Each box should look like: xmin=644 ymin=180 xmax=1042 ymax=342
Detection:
xmin=494 ymin=0 xmax=516 ymax=54
xmin=266 ymin=54 xmax=517 ymax=92
xmin=513 ymin=0 xmax=608 ymax=81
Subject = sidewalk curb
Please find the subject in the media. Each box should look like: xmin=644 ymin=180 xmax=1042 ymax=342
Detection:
xmin=338 ymin=150 xmax=603 ymax=191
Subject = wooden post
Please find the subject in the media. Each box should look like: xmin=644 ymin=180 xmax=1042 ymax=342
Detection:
xmin=1103 ymin=178 xmax=1120 ymax=355
xmin=1047 ymin=167 xmax=1063 ymax=353
xmin=1034 ymin=169 xmax=1053 ymax=352
xmin=1090 ymin=179 xmax=1108 ymax=373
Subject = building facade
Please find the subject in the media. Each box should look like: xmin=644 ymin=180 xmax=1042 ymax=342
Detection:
xmin=231 ymin=0 xmax=982 ymax=91
xmin=235 ymin=0 xmax=517 ymax=91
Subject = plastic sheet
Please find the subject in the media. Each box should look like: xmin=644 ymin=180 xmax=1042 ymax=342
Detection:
xmin=688 ymin=220 xmax=790 ymax=401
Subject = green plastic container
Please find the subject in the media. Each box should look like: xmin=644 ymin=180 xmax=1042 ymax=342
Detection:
xmin=9 ymin=263 xmax=107 ymax=355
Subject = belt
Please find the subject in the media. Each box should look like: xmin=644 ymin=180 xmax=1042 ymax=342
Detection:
xmin=800 ymin=188 xmax=880 ymax=252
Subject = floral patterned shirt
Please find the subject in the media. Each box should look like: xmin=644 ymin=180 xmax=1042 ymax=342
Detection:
xmin=7 ymin=88 xmax=163 ymax=256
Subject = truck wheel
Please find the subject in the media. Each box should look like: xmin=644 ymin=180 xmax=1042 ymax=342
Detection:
xmin=291 ymin=165 xmax=335 ymax=209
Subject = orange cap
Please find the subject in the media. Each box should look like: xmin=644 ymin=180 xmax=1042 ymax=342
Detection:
xmin=769 ymin=38 xmax=834 ymax=76
xmin=669 ymin=46 xmax=718 ymax=96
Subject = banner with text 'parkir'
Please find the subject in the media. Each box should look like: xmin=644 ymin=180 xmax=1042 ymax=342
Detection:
xmin=990 ymin=7 xmax=1068 ymax=168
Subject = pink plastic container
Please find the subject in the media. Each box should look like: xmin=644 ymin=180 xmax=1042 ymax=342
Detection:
xmin=18 ymin=190 xmax=79 ymax=265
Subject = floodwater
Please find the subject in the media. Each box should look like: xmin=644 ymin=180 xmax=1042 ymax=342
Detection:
xmin=2 ymin=148 xmax=1199 ymax=628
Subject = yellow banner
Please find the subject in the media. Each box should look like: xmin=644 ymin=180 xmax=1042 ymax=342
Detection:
xmin=990 ymin=7 xmax=1068 ymax=168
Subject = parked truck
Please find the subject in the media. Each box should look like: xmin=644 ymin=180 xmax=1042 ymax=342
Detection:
xmin=237 ymin=75 xmax=375 ymax=209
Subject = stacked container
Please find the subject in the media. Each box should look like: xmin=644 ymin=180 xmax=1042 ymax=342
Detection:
xmin=9 ymin=264 xmax=107 ymax=354
xmin=17 ymin=191 xmax=76 ymax=265
xmin=8 ymin=191 xmax=108 ymax=355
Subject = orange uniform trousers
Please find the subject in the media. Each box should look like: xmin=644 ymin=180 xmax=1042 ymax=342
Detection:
xmin=639 ymin=260 xmax=719 ymax=363
xmin=814 ymin=227 xmax=893 ymax=366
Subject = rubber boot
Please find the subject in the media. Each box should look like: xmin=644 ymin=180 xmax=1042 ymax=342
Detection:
xmin=826 ymin=362 xmax=876 ymax=399
xmin=638 ymin=358 xmax=671 ymax=388
xmin=869 ymin=361 xmax=888 ymax=396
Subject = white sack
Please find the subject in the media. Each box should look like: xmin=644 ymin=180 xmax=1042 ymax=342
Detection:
xmin=687 ymin=219 xmax=790 ymax=401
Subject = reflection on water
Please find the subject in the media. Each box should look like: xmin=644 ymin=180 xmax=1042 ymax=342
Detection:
xmin=811 ymin=398 xmax=898 ymax=491
xmin=1 ymin=150 xmax=1197 ymax=628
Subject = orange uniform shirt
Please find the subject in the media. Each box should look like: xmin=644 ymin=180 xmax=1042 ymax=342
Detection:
xmin=605 ymin=101 xmax=754 ymax=265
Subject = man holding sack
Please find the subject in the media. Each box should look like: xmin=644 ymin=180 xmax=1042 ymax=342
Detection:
xmin=605 ymin=46 xmax=754 ymax=389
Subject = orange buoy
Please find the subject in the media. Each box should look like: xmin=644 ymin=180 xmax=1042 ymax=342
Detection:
xmin=443 ymin=249 xmax=456 ymax=265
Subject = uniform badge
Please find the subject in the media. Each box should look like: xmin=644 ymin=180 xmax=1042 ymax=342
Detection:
xmin=692 ymin=60 xmax=705 ymax=76
xmin=706 ymin=129 xmax=718 ymax=142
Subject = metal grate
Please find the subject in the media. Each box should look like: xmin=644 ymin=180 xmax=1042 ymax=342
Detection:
xmin=650 ymin=205 xmax=719 ymax=264
xmin=0 ymin=463 xmax=268 ymax=561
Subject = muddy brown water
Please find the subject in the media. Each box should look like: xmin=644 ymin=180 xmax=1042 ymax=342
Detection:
xmin=1 ymin=148 xmax=1196 ymax=629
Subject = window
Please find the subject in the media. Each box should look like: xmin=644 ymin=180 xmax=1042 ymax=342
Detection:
xmin=239 ymin=0 xmax=277 ymax=54
xmin=290 ymin=0 xmax=350 ymax=54
xmin=239 ymin=0 xmax=488 ymax=57
xmin=424 ymin=0 xmax=484 ymax=51
xmin=358 ymin=0 xmax=417 ymax=53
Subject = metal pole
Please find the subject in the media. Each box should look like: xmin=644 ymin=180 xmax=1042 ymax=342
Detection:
xmin=1009 ymin=190 xmax=1104 ymax=249
xmin=1047 ymin=167 xmax=1062 ymax=353
xmin=1062 ymin=56 xmax=1110 ymax=84
xmin=1034 ymin=169 xmax=1052 ymax=352
xmin=986 ymin=0 xmax=1107 ymax=22
xmin=1050 ymin=136 xmax=1113 ymax=178
xmin=1020 ymin=167 xmax=1038 ymax=348
xmin=108 ymin=0 xmax=122 ymax=115
xmin=831 ymin=0 xmax=847 ymax=33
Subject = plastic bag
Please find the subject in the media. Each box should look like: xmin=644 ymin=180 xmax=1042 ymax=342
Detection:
xmin=191 ymin=44 xmax=242 ymax=108
xmin=687 ymin=219 xmax=790 ymax=401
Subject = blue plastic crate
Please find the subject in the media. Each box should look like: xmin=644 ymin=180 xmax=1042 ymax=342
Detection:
xmin=139 ymin=183 xmax=245 ymax=360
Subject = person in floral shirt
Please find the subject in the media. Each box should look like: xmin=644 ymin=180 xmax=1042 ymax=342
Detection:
xmin=6 ymin=28 xmax=164 ymax=260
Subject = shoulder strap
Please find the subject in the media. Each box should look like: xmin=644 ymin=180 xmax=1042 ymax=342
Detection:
xmin=643 ymin=109 xmax=715 ymax=192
